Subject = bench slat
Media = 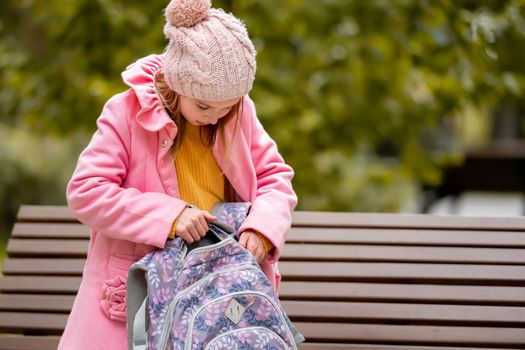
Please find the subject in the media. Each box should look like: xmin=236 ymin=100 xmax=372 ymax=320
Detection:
xmin=0 ymin=339 xmax=515 ymax=350
xmin=13 ymin=223 xmax=525 ymax=247
xmin=2 ymin=259 xmax=85 ymax=276
xmin=7 ymin=239 xmax=89 ymax=257
xmin=7 ymin=239 xmax=525 ymax=265
xmin=280 ymin=262 xmax=525 ymax=283
xmin=279 ymin=281 xmax=525 ymax=304
xmin=0 ymin=294 xmax=74 ymax=312
xmin=282 ymin=244 xmax=525 ymax=264
xmin=1 ymin=293 xmax=524 ymax=326
xmin=2 ymin=312 xmax=525 ymax=345
xmin=11 ymin=223 xmax=90 ymax=239
xmin=0 ymin=336 xmax=60 ymax=350
xmin=0 ymin=276 xmax=81 ymax=293
xmin=292 ymin=211 xmax=525 ymax=230
xmin=4 ymin=259 xmax=525 ymax=283
xmin=287 ymin=227 xmax=525 ymax=247
xmin=299 ymin=345 xmax=521 ymax=350
xmin=294 ymin=322 xmax=525 ymax=345
xmin=3 ymin=277 xmax=525 ymax=306
xmin=0 ymin=312 xmax=67 ymax=333
xmin=282 ymin=301 xmax=525 ymax=325
xmin=19 ymin=205 xmax=525 ymax=230
xmin=17 ymin=206 xmax=76 ymax=223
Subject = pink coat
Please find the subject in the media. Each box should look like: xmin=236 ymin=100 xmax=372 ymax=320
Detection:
xmin=58 ymin=55 xmax=297 ymax=350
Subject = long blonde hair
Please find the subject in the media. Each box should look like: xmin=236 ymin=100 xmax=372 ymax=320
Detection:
xmin=154 ymin=71 xmax=242 ymax=154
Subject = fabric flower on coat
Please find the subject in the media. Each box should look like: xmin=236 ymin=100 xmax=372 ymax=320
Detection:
xmin=100 ymin=275 xmax=127 ymax=323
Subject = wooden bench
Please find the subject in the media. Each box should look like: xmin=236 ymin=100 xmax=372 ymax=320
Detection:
xmin=1 ymin=205 xmax=525 ymax=350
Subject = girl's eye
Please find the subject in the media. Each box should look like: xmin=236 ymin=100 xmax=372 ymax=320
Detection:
xmin=197 ymin=104 xmax=209 ymax=110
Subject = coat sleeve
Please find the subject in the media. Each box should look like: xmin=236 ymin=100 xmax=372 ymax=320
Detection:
xmin=237 ymin=97 xmax=298 ymax=263
xmin=66 ymin=93 xmax=187 ymax=248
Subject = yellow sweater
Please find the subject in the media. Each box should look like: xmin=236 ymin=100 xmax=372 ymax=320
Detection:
xmin=169 ymin=123 xmax=272 ymax=254
xmin=175 ymin=124 xmax=224 ymax=213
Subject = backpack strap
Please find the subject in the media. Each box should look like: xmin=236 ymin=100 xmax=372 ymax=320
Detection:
xmin=132 ymin=299 xmax=148 ymax=350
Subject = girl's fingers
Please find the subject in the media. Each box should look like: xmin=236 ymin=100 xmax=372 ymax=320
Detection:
xmin=252 ymin=245 xmax=262 ymax=262
xmin=187 ymin=226 xmax=201 ymax=242
xmin=239 ymin=232 xmax=249 ymax=248
xmin=255 ymin=246 xmax=264 ymax=263
xmin=192 ymin=219 xmax=205 ymax=237
xmin=244 ymin=233 xmax=265 ymax=262
xmin=197 ymin=215 xmax=209 ymax=236
xmin=203 ymin=211 xmax=216 ymax=221
xmin=179 ymin=231 xmax=194 ymax=244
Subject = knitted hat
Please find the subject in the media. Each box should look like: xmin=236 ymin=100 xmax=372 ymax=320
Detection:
xmin=163 ymin=0 xmax=257 ymax=101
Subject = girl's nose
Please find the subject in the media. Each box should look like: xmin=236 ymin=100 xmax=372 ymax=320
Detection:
xmin=206 ymin=113 xmax=220 ymax=124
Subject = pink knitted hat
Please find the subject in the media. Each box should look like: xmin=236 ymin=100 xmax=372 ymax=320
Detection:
xmin=163 ymin=0 xmax=257 ymax=101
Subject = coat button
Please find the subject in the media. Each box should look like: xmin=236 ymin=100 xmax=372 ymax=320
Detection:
xmin=161 ymin=139 xmax=169 ymax=148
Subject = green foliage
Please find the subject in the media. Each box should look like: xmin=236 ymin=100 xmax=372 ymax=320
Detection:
xmin=1 ymin=0 xmax=167 ymax=134
xmin=228 ymin=0 xmax=525 ymax=211
xmin=0 ymin=124 xmax=88 ymax=235
xmin=1 ymin=0 xmax=525 ymax=232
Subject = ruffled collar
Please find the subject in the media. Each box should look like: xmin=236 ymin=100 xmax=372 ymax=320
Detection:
xmin=121 ymin=54 xmax=176 ymax=135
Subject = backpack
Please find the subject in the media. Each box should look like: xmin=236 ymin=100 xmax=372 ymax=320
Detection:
xmin=126 ymin=202 xmax=304 ymax=350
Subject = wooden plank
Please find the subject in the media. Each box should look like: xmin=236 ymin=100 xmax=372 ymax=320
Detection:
xmin=294 ymin=322 xmax=525 ymax=345
xmin=282 ymin=301 xmax=525 ymax=324
xmin=18 ymin=205 xmax=525 ymax=231
xmin=10 ymin=223 xmax=525 ymax=249
xmin=0 ymin=336 xmax=60 ymax=350
xmin=2 ymin=259 xmax=85 ymax=276
xmin=11 ymin=223 xmax=90 ymax=239
xmin=7 ymin=239 xmax=89 ymax=257
xmin=1 ymin=278 xmax=524 ymax=306
xmin=279 ymin=262 xmax=525 ymax=284
xmin=4 ymin=259 xmax=525 ymax=283
xmin=292 ymin=211 xmax=525 ymax=231
xmin=3 ymin=295 xmax=525 ymax=326
xmin=287 ymin=227 xmax=525 ymax=247
xmin=0 ymin=276 xmax=81 ymax=293
xmin=299 ymin=345 xmax=521 ymax=350
xmin=8 ymin=239 xmax=525 ymax=264
xmin=13 ymin=210 xmax=525 ymax=246
xmin=11 ymin=223 xmax=525 ymax=247
xmin=0 ymin=312 xmax=67 ymax=333
xmin=0 ymin=294 xmax=74 ymax=312
xmin=281 ymin=244 xmax=525 ymax=264
xmin=279 ymin=282 xmax=525 ymax=304
xmin=17 ymin=205 xmax=77 ymax=222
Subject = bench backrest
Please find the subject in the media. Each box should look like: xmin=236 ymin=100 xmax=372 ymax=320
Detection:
xmin=1 ymin=205 xmax=525 ymax=350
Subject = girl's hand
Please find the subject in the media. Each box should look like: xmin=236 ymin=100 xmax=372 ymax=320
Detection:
xmin=175 ymin=207 xmax=216 ymax=244
xmin=239 ymin=230 xmax=266 ymax=263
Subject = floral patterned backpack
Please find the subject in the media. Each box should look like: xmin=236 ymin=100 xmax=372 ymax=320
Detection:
xmin=126 ymin=202 xmax=304 ymax=350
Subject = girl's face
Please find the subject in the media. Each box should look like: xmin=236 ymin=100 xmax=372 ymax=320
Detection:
xmin=179 ymin=96 xmax=240 ymax=126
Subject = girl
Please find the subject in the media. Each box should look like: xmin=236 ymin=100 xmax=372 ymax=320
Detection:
xmin=58 ymin=0 xmax=297 ymax=349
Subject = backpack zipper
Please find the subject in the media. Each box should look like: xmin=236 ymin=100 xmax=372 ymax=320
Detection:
xmin=204 ymin=326 xmax=290 ymax=350
xmin=177 ymin=237 xmax=237 ymax=268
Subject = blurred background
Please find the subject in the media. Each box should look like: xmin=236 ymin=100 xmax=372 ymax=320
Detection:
xmin=2 ymin=0 xmax=525 ymax=262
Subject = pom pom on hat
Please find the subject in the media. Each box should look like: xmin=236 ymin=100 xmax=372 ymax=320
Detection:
xmin=165 ymin=0 xmax=211 ymax=27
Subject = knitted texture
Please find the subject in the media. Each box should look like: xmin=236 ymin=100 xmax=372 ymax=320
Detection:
xmin=163 ymin=0 xmax=256 ymax=101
